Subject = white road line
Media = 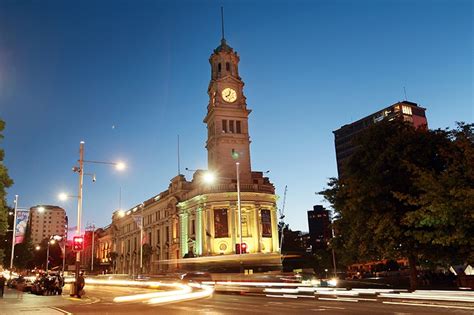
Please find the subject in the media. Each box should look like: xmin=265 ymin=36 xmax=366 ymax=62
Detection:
xmin=319 ymin=297 xmax=358 ymax=302
xmin=382 ymin=301 xmax=474 ymax=310
xmin=319 ymin=306 xmax=346 ymax=310
xmin=49 ymin=306 xmax=72 ymax=315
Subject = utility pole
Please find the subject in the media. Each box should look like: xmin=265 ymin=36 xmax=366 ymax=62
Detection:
xmin=62 ymin=237 xmax=66 ymax=274
xmin=279 ymin=186 xmax=287 ymax=253
xmin=90 ymin=224 xmax=95 ymax=272
xmin=74 ymin=141 xmax=84 ymax=295
xmin=10 ymin=195 xmax=19 ymax=270
xmin=236 ymin=162 xmax=243 ymax=273
xmin=140 ymin=216 xmax=143 ymax=274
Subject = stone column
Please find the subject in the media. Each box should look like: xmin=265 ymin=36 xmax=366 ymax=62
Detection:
xmin=271 ymin=207 xmax=279 ymax=252
xmin=201 ymin=206 xmax=208 ymax=255
xmin=255 ymin=207 xmax=262 ymax=252
xmin=196 ymin=207 xmax=203 ymax=256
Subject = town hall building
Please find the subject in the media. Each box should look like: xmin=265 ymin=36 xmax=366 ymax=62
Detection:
xmin=100 ymin=34 xmax=281 ymax=274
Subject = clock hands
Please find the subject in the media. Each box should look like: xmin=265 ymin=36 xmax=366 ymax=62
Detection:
xmin=222 ymin=88 xmax=236 ymax=102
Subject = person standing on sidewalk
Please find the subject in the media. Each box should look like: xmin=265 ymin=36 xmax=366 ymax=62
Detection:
xmin=76 ymin=271 xmax=85 ymax=298
xmin=0 ymin=273 xmax=6 ymax=298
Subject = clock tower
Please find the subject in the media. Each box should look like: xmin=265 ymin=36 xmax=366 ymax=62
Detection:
xmin=204 ymin=37 xmax=252 ymax=182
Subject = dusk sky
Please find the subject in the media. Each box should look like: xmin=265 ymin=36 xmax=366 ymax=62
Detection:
xmin=0 ymin=0 xmax=472 ymax=233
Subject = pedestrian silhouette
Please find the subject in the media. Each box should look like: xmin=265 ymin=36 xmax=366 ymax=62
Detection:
xmin=0 ymin=274 xmax=6 ymax=298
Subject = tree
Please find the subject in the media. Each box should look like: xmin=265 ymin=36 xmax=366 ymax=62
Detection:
xmin=142 ymin=244 xmax=153 ymax=274
xmin=0 ymin=119 xmax=14 ymax=264
xmin=13 ymin=222 xmax=34 ymax=269
xmin=2 ymin=206 xmax=13 ymax=267
xmin=320 ymin=119 xmax=459 ymax=290
xmin=395 ymin=123 xmax=474 ymax=264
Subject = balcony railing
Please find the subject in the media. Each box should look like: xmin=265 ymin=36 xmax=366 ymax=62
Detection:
xmin=183 ymin=182 xmax=274 ymax=201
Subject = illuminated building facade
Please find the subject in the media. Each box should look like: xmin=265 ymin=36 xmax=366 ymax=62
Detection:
xmin=333 ymin=101 xmax=428 ymax=178
xmin=29 ymin=205 xmax=67 ymax=245
xmin=109 ymin=36 xmax=280 ymax=274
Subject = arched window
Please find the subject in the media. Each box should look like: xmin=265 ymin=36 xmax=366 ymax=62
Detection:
xmin=226 ymin=62 xmax=230 ymax=71
xmin=218 ymin=63 xmax=221 ymax=72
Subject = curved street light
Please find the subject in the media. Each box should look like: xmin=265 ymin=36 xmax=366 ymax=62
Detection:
xmin=65 ymin=141 xmax=126 ymax=295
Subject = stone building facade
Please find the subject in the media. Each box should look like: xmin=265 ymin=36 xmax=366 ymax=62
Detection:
xmin=104 ymin=36 xmax=280 ymax=274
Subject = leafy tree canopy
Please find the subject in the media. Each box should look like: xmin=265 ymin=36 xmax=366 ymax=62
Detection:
xmin=320 ymin=120 xmax=473 ymax=289
xmin=0 ymin=119 xmax=14 ymax=264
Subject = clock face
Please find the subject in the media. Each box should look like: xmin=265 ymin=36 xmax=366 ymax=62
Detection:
xmin=222 ymin=87 xmax=237 ymax=103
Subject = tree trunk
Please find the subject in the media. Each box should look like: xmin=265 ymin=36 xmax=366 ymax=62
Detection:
xmin=408 ymin=254 xmax=418 ymax=291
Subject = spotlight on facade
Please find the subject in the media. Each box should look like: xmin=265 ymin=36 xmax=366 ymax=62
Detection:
xmin=202 ymin=171 xmax=216 ymax=184
xmin=37 ymin=206 xmax=45 ymax=213
xmin=117 ymin=210 xmax=125 ymax=218
xmin=35 ymin=245 xmax=41 ymax=251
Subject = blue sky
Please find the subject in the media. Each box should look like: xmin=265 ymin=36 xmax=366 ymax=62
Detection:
xmin=0 ymin=0 xmax=472 ymax=232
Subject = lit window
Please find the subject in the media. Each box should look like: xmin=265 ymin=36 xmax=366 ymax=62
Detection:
xmin=222 ymin=120 xmax=228 ymax=133
xmin=402 ymin=105 xmax=412 ymax=115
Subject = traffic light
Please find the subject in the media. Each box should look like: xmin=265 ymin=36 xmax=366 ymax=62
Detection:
xmin=73 ymin=236 xmax=84 ymax=251
xmin=235 ymin=243 xmax=247 ymax=254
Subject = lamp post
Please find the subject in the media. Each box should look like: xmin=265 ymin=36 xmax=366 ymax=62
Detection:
xmin=236 ymin=162 xmax=243 ymax=273
xmin=75 ymin=141 xmax=85 ymax=289
xmin=46 ymin=235 xmax=62 ymax=273
xmin=62 ymin=223 xmax=67 ymax=274
xmin=63 ymin=140 xmax=125 ymax=293
xmin=9 ymin=195 xmax=19 ymax=270
xmin=91 ymin=224 xmax=95 ymax=272
xmin=46 ymin=239 xmax=55 ymax=273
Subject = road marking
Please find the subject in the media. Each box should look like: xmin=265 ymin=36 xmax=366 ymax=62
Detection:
xmin=319 ymin=297 xmax=358 ymax=302
xmin=383 ymin=301 xmax=474 ymax=310
xmin=49 ymin=307 xmax=72 ymax=315
xmin=356 ymin=298 xmax=377 ymax=302
xmin=319 ymin=306 xmax=346 ymax=310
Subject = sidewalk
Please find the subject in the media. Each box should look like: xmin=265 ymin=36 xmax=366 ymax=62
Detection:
xmin=0 ymin=287 xmax=72 ymax=315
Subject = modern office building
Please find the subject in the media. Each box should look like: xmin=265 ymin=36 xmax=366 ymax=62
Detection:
xmin=307 ymin=205 xmax=331 ymax=251
xmin=29 ymin=205 xmax=67 ymax=245
xmin=333 ymin=101 xmax=428 ymax=177
xmin=108 ymin=34 xmax=280 ymax=274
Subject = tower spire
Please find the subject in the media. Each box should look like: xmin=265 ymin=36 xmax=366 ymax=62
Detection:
xmin=221 ymin=6 xmax=225 ymax=41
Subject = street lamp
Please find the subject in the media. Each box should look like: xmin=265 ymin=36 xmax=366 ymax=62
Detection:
xmin=202 ymin=171 xmax=216 ymax=184
xmin=236 ymin=162 xmax=243 ymax=274
xmin=46 ymin=239 xmax=56 ymax=273
xmin=46 ymin=235 xmax=62 ymax=273
xmin=66 ymin=141 xmax=125 ymax=295
xmin=9 ymin=195 xmax=19 ymax=270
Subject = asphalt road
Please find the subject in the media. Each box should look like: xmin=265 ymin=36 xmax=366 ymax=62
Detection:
xmin=1 ymin=285 xmax=473 ymax=315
